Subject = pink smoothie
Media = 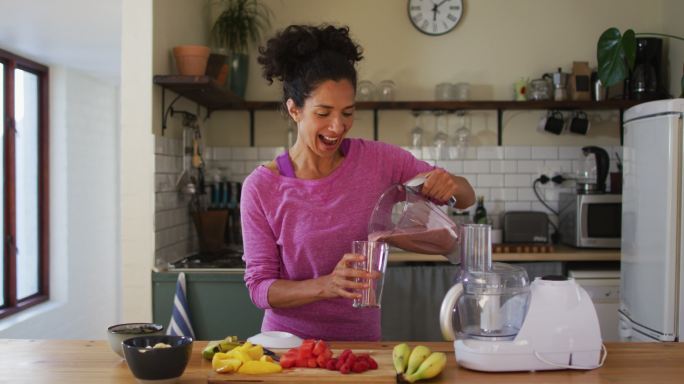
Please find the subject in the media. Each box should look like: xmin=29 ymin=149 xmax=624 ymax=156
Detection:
xmin=368 ymin=226 xmax=458 ymax=255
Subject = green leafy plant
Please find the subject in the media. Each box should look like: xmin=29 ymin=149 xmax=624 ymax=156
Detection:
xmin=210 ymin=0 xmax=273 ymax=54
xmin=597 ymin=28 xmax=684 ymax=87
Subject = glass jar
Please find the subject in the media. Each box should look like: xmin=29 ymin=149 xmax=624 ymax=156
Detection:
xmin=356 ymin=80 xmax=376 ymax=101
xmin=377 ymin=80 xmax=396 ymax=101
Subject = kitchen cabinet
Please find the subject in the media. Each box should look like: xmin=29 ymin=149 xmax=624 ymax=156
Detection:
xmin=154 ymin=75 xmax=640 ymax=145
xmin=152 ymin=271 xmax=264 ymax=340
xmin=153 ymin=260 xmax=566 ymax=341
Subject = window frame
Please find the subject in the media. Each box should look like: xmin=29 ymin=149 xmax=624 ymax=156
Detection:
xmin=0 ymin=48 xmax=50 ymax=319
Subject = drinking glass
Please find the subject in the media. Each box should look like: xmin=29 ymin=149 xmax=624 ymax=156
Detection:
xmin=351 ymin=240 xmax=389 ymax=308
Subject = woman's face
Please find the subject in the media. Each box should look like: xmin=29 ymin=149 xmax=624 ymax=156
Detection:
xmin=287 ymin=79 xmax=355 ymax=158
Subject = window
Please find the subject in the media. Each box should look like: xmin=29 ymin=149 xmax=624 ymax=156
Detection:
xmin=0 ymin=49 xmax=49 ymax=319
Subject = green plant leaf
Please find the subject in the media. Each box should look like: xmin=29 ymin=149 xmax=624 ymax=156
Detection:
xmin=622 ymin=29 xmax=636 ymax=70
xmin=210 ymin=0 xmax=272 ymax=53
xmin=597 ymin=28 xmax=630 ymax=87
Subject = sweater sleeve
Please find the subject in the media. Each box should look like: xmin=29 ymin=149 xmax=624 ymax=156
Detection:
xmin=240 ymin=172 xmax=279 ymax=310
xmin=372 ymin=140 xmax=434 ymax=183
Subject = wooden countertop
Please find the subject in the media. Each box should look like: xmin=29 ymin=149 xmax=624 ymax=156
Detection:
xmin=2 ymin=339 xmax=682 ymax=383
xmin=389 ymin=246 xmax=620 ymax=263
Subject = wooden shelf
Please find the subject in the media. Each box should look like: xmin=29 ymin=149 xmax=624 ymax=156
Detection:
xmin=154 ymin=75 xmax=639 ymax=144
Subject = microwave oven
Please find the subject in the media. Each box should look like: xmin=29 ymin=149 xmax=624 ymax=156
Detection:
xmin=558 ymin=192 xmax=621 ymax=248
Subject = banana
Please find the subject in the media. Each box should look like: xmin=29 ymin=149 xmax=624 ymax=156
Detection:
xmin=392 ymin=343 xmax=411 ymax=375
xmin=405 ymin=345 xmax=431 ymax=376
xmin=403 ymin=352 xmax=447 ymax=383
xmin=202 ymin=336 xmax=240 ymax=360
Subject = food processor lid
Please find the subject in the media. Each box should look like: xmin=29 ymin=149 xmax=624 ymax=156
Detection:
xmin=462 ymin=262 xmax=530 ymax=294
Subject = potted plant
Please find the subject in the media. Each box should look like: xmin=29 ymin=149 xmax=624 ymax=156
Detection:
xmin=597 ymin=28 xmax=684 ymax=96
xmin=210 ymin=0 xmax=273 ymax=98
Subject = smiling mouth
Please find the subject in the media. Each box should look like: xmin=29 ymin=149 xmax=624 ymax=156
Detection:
xmin=319 ymin=134 xmax=339 ymax=146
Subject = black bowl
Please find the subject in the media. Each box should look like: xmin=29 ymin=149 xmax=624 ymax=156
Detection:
xmin=122 ymin=335 xmax=193 ymax=381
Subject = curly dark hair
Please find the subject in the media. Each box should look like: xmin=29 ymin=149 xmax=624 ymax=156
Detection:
xmin=257 ymin=24 xmax=363 ymax=108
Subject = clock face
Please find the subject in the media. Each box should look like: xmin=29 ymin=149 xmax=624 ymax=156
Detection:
xmin=408 ymin=0 xmax=463 ymax=36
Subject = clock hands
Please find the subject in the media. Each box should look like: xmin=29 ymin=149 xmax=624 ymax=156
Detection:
xmin=431 ymin=0 xmax=449 ymax=21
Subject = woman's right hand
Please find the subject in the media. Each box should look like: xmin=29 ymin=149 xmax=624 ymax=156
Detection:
xmin=318 ymin=253 xmax=371 ymax=300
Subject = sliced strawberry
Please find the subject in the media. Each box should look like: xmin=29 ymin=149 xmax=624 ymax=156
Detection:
xmin=280 ymin=354 xmax=296 ymax=369
xmin=367 ymin=356 xmax=378 ymax=370
xmin=326 ymin=358 xmax=338 ymax=370
xmin=352 ymin=360 xmax=370 ymax=373
xmin=312 ymin=340 xmax=328 ymax=356
xmin=307 ymin=357 xmax=318 ymax=368
xmin=340 ymin=362 xmax=351 ymax=374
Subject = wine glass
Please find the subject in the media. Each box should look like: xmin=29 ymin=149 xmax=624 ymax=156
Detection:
xmin=410 ymin=111 xmax=423 ymax=148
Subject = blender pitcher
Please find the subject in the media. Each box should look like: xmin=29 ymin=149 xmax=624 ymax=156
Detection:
xmin=368 ymin=179 xmax=460 ymax=264
xmin=439 ymin=224 xmax=530 ymax=341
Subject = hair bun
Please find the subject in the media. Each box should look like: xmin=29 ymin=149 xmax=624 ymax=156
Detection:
xmin=258 ymin=24 xmax=363 ymax=84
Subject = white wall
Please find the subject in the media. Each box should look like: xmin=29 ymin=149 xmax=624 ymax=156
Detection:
xmin=0 ymin=67 xmax=120 ymax=339
xmin=151 ymin=0 xmax=665 ymax=148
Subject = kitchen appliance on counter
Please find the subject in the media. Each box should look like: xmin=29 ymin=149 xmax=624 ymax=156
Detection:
xmin=502 ymin=211 xmax=549 ymax=243
xmin=558 ymin=193 xmax=622 ymax=248
xmin=620 ymin=99 xmax=684 ymax=342
xmin=577 ymin=146 xmax=610 ymax=194
xmin=440 ymin=224 xmax=604 ymax=371
xmin=630 ymin=38 xmax=668 ymax=101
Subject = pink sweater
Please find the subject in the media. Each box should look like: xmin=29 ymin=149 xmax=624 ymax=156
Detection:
xmin=240 ymin=138 xmax=433 ymax=341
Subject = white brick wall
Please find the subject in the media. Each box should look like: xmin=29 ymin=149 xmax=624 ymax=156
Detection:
xmin=154 ymin=144 xmax=622 ymax=250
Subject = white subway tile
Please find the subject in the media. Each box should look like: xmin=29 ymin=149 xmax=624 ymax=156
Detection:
xmin=448 ymin=146 xmax=477 ymax=159
xmin=258 ymin=146 xmax=286 ymax=160
xmin=405 ymin=147 xmax=422 ymax=159
xmin=421 ymin=146 xmax=436 ymax=160
xmin=558 ymin=146 xmax=583 ymax=159
xmin=544 ymin=160 xmax=573 ymax=173
xmin=232 ymin=147 xmax=258 ymax=160
xmin=154 ymin=136 xmax=166 ymax=155
xmin=517 ymin=187 xmax=536 ymax=201
xmin=490 ymin=188 xmax=517 ymax=201
xmin=477 ymin=146 xmax=504 ymax=160
xmin=486 ymin=200 xmax=505 ymax=215
xmin=516 ymin=160 xmax=544 ymax=174
xmin=473 ymin=188 xmax=490 ymax=201
xmin=505 ymin=174 xmax=532 ymax=187
xmin=531 ymin=146 xmax=558 ymax=159
xmin=531 ymin=201 xmax=559 ymax=214
xmin=463 ymin=160 xmax=490 ymax=173
xmin=504 ymin=146 xmax=531 ymax=159
xmin=213 ymin=147 xmax=232 ymax=160
xmin=440 ymin=160 xmax=463 ymax=174
xmin=544 ymin=188 xmax=562 ymax=202
xmin=461 ymin=174 xmax=478 ymax=188
xmin=490 ymin=160 xmax=516 ymax=173
xmin=477 ymin=174 xmax=504 ymax=187
xmin=505 ymin=201 xmax=531 ymax=212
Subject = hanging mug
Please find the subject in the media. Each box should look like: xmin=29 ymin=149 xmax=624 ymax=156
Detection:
xmin=569 ymin=111 xmax=590 ymax=135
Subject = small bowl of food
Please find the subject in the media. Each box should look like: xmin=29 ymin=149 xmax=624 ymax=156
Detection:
xmin=107 ymin=323 xmax=164 ymax=358
xmin=122 ymin=335 xmax=193 ymax=383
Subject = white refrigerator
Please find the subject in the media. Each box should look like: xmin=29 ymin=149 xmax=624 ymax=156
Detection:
xmin=620 ymin=99 xmax=684 ymax=342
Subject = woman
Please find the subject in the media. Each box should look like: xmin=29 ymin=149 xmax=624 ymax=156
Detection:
xmin=241 ymin=24 xmax=475 ymax=341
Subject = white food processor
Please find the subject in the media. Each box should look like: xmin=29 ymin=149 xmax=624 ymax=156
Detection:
xmin=439 ymin=224 xmax=606 ymax=372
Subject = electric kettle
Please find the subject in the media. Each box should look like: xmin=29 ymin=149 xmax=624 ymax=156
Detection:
xmin=577 ymin=146 xmax=609 ymax=194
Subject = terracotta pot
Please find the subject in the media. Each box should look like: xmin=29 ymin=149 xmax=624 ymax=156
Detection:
xmin=173 ymin=45 xmax=210 ymax=76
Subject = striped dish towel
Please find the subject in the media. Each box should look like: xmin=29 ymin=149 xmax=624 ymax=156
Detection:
xmin=166 ymin=272 xmax=196 ymax=338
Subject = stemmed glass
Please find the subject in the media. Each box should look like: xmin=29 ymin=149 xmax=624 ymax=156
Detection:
xmin=433 ymin=111 xmax=449 ymax=161
xmin=410 ymin=111 xmax=423 ymax=148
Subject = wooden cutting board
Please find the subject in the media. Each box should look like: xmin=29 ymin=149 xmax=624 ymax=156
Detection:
xmin=207 ymin=348 xmax=397 ymax=383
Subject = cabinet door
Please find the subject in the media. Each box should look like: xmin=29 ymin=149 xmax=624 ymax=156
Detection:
xmin=152 ymin=272 xmax=264 ymax=340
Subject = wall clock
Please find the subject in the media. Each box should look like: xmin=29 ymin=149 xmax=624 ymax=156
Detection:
xmin=408 ymin=0 xmax=463 ymax=36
